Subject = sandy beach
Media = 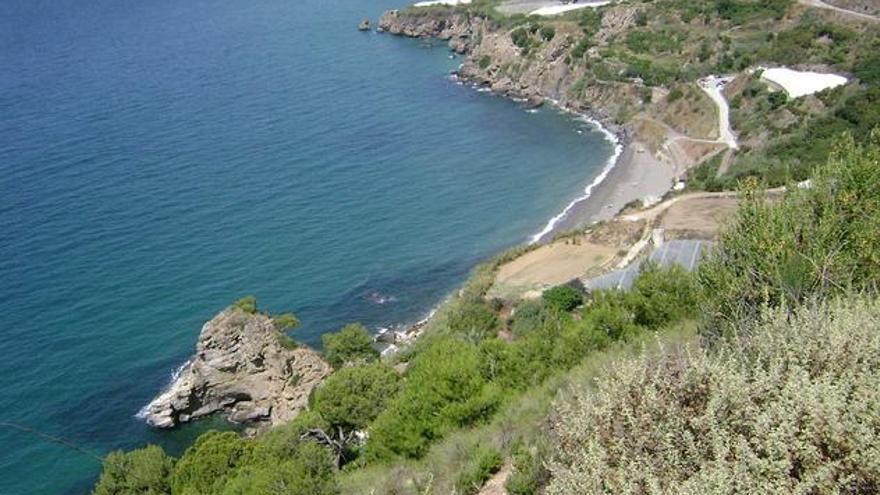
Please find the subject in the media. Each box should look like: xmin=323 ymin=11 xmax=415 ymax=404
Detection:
xmin=538 ymin=140 xmax=675 ymax=241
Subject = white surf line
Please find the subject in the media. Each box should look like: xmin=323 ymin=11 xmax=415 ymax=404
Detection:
xmin=698 ymin=75 xmax=738 ymax=150
xmin=135 ymin=359 xmax=191 ymax=419
xmin=530 ymin=1 xmax=612 ymax=16
xmin=528 ymin=107 xmax=623 ymax=244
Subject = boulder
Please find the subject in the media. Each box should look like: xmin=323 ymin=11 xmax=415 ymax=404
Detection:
xmin=358 ymin=18 xmax=371 ymax=31
xmin=141 ymin=307 xmax=331 ymax=429
xmin=524 ymin=95 xmax=545 ymax=109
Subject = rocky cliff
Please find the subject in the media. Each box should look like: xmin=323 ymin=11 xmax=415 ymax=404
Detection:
xmin=142 ymin=307 xmax=330 ymax=429
xmin=377 ymin=7 xmax=643 ymax=135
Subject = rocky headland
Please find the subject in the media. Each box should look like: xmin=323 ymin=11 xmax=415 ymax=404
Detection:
xmin=142 ymin=306 xmax=330 ymax=429
xmin=377 ymin=7 xmax=694 ymax=237
xmin=377 ymin=8 xmax=633 ymax=134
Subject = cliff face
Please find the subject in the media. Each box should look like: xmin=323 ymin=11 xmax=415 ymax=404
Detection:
xmin=377 ymin=8 xmax=643 ymax=133
xmin=142 ymin=308 xmax=330 ymax=429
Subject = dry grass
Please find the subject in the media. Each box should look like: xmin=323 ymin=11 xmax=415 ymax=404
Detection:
xmin=658 ymin=196 xmax=739 ymax=239
xmin=548 ymin=298 xmax=880 ymax=494
xmin=655 ymin=84 xmax=718 ymax=140
xmin=490 ymin=239 xmax=617 ymax=299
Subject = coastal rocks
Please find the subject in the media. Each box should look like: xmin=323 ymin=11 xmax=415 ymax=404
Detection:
xmin=524 ymin=95 xmax=545 ymax=109
xmin=378 ymin=9 xmax=481 ymax=49
xmin=358 ymin=18 xmax=371 ymax=31
xmin=375 ymin=7 xmax=634 ymax=136
xmin=142 ymin=307 xmax=331 ymax=429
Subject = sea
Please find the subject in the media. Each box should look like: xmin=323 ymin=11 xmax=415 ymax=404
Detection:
xmin=0 ymin=0 xmax=615 ymax=492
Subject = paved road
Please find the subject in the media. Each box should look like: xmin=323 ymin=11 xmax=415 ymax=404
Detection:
xmin=699 ymin=76 xmax=738 ymax=150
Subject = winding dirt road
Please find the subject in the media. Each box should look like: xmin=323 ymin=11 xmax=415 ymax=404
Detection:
xmin=799 ymin=0 xmax=879 ymax=22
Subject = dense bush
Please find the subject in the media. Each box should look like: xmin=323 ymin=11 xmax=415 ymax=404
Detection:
xmin=321 ymin=323 xmax=379 ymax=369
xmin=93 ymin=418 xmax=340 ymax=495
xmin=233 ymin=295 xmax=257 ymax=314
xmin=548 ymin=299 xmax=880 ymax=494
xmin=577 ymin=9 xmax=603 ymax=36
xmin=629 ymin=262 xmax=699 ymax=328
xmin=93 ymin=445 xmax=174 ymax=495
xmin=311 ymin=362 xmax=400 ymax=431
xmin=508 ymin=299 xmax=547 ymax=338
xmin=700 ymin=132 xmax=880 ymax=336
xmin=366 ymin=338 xmax=502 ymax=460
xmin=542 ymin=284 xmax=583 ymax=312
xmin=511 ymin=27 xmax=529 ymax=48
xmin=714 ymin=0 xmax=792 ymax=25
xmin=170 ymin=431 xmax=254 ymax=494
xmin=505 ymin=440 xmax=551 ymax=495
xmin=218 ymin=440 xmax=338 ymax=495
xmin=272 ymin=312 xmax=299 ymax=330
xmin=855 ymin=53 xmax=880 ymax=86
xmin=444 ymin=299 xmax=500 ymax=342
xmin=454 ymin=443 xmax=503 ymax=495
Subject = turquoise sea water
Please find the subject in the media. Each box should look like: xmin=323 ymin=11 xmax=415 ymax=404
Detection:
xmin=0 ymin=0 xmax=614 ymax=492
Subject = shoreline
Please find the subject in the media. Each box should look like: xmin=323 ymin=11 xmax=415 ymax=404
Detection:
xmin=451 ymin=74 xmax=675 ymax=245
xmin=525 ymin=100 xmax=674 ymax=243
xmin=377 ymin=86 xmax=676 ymax=352
xmin=527 ymin=102 xmax=624 ymax=244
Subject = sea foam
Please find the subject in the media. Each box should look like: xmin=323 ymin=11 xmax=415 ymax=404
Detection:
xmin=529 ymin=107 xmax=622 ymax=244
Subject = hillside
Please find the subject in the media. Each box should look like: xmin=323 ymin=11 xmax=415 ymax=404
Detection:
xmin=91 ymin=1 xmax=880 ymax=494
xmin=380 ymin=0 xmax=879 ymax=192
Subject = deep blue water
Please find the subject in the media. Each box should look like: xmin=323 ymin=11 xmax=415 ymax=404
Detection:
xmin=0 ymin=0 xmax=614 ymax=492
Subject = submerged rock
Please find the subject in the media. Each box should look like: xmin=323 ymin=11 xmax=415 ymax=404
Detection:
xmin=142 ymin=307 xmax=330 ymax=429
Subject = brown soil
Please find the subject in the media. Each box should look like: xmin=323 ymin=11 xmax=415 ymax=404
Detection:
xmin=659 ymin=196 xmax=739 ymax=239
xmin=491 ymin=239 xmax=617 ymax=298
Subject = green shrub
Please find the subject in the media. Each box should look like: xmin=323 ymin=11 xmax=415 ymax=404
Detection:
xmin=542 ymin=285 xmax=583 ymax=312
xmin=445 ymin=299 xmax=500 ymax=342
xmin=700 ymin=132 xmax=880 ymax=336
xmin=93 ymin=445 xmax=174 ymax=495
xmin=539 ymin=25 xmax=555 ymax=41
xmin=714 ymin=0 xmax=792 ymax=25
xmin=511 ymin=27 xmax=530 ymax=48
xmin=854 ymin=53 xmax=880 ymax=86
xmin=272 ymin=312 xmax=299 ymax=330
xmin=221 ymin=441 xmax=338 ymax=495
xmin=505 ymin=441 xmax=551 ymax=495
xmin=171 ymin=431 xmax=254 ymax=495
xmin=634 ymin=10 xmax=648 ymax=27
xmin=629 ymin=262 xmax=698 ymax=328
xmin=454 ymin=443 xmax=503 ymax=494
xmin=509 ymin=299 xmax=547 ymax=338
xmin=570 ymin=38 xmax=593 ymax=60
xmin=366 ymin=338 xmax=501 ymax=460
xmin=478 ymin=55 xmax=492 ymax=69
xmin=582 ymin=293 xmax=639 ymax=340
xmin=311 ymin=362 xmax=401 ymax=431
xmin=321 ymin=323 xmax=379 ymax=368
xmin=232 ymin=295 xmax=257 ymax=314
xmin=547 ymin=298 xmax=880 ymax=494
xmin=577 ymin=9 xmax=603 ymax=36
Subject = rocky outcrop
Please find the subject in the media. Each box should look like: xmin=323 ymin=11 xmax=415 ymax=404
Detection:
xmin=378 ymin=9 xmax=479 ymax=53
xmin=376 ymin=7 xmax=640 ymax=135
xmin=142 ymin=307 xmax=330 ymax=429
xmin=358 ymin=18 xmax=371 ymax=31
